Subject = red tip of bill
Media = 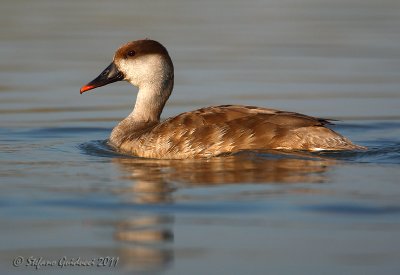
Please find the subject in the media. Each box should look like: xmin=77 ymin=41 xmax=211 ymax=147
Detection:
xmin=80 ymin=85 xmax=95 ymax=94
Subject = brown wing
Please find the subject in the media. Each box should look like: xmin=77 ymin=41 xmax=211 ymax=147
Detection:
xmin=120 ymin=105 xmax=361 ymax=159
xmin=189 ymin=105 xmax=335 ymax=126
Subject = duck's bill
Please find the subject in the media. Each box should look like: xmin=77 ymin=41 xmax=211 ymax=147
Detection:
xmin=80 ymin=62 xmax=124 ymax=94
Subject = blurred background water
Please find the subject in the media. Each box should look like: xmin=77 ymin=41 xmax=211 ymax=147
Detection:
xmin=1 ymin=0 xmax=400 ymax=274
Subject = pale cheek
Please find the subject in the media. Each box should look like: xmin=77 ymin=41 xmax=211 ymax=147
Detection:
xmin=117 ymin=60 xmax=142 ymax=86
xmin=116 ymin=55 xmax=167 ymax=88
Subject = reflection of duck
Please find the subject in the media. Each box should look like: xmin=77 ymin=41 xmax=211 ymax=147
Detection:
xmin=111 ymin=152 xmax=335 ymax=272
xmin=111 ymin=175 xmax=174 ymax=272
xmin=114 ymin=215 xmax=174 ymax=272
xmin=113 ymin=151 xmax=336 ymax=186
xmin=80 ymin=39 xmax=365 ymax=159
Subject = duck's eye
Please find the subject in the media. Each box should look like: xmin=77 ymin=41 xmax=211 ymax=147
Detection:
xmin=127 ymin=50 xmax=136 ymax=57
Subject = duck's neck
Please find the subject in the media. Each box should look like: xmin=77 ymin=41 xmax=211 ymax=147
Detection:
xmin=110 ymin=77 xmax=174 ymax=146
xmin=131 ymin=78 xmax=173 ymax=122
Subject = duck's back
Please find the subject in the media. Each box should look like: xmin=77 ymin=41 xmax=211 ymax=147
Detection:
xmin=116 ymin=105 xmax=363 ymax=159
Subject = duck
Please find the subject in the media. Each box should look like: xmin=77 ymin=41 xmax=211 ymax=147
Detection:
xmin=80 ymin=39 xmax=365 ymax=159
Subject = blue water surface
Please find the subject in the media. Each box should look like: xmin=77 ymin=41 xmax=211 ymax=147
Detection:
xmin=1 ymin=0 xmax=400 ymax=274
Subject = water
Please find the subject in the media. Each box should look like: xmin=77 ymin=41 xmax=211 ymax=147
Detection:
xmin=1 ymin=0 xmax=400 ymax=274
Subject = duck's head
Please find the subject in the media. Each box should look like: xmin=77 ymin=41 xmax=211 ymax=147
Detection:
xmin=80 ymin=39 xmax=174 ymax=94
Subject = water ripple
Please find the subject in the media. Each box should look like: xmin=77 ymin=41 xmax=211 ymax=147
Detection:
xmin=316 ymin=142 xmax=400 ymax=164
xmin=78 ymin=140 xmax=123 ymax=158
xmin=305 ymin=204 xmax=400 ymax=216
xmin=78 ymin=138 xmax=400 ymax=165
